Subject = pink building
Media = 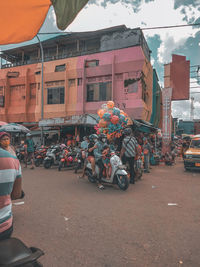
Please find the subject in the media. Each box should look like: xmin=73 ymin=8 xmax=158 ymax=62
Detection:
xmin=0 ymin=25 xmax=153 ymax=127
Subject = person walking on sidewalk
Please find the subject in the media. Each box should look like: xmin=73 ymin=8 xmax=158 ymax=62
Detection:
xmin=24 ymin=133 xmax=35 ymax=169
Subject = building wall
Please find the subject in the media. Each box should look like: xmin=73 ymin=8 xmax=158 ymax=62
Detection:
xmin=0 ymin=46 xmax=153 ymax=123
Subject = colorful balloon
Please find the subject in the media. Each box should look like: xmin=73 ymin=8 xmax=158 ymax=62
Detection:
xmin=107 ymin=101 xmax=115 ymax=109
xmin=101 ymin=104 xmax=108 ymax=111
xmin=97 ymin=109 xmax=105 ymax=118
xmin=111 ymin=115 xmax=119 ymax=125
xmin=103 ymin=112 xmax=111 ymax=121
xmin=113 ymin=107 xmax=120 ymax=116
xmin=99 ymin=119 xmax=107 ymax=128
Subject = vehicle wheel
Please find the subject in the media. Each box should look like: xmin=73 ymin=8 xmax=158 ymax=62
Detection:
xmin=58 ymin=162 xmax=63 ymax=171
xmin=35 ymin=159 xmax=40 ymax=167
xmin=44 ymin=161 xmax=51 ymax=169
xmin=117 ymin=174 xmax=129 ymax=190
xmin=85 ymin=169 xmax=96 ymax=183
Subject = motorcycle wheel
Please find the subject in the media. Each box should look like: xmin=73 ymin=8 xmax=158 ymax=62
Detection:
xmin=35 ymin=159 xmax=40 ymax=167
xmin=117 ymin=174 xmax=129 ymax=191
xmin=44 ymin=161 xmax=51 ymax=169
xmin=74 ymin=163 xmax=81 ymax=174
xmin=58 ymin=162 xmax=63 ymax=171
xmin=85 ymin=169 xmax=96 ymax=183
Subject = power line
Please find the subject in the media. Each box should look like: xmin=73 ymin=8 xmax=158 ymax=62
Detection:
xmin=38 ymin=22 xmax=200 ymax=35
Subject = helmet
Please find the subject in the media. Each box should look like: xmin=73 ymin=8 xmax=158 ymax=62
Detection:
xmin=26 ymin=133 xmax=31 ymax=137
xmin=99 ymin=133 xmax=107 ymax=142
xmin=123 ymin=128 xmax=132 ymax=136
xmin=89 ymin=134 xmax=98 ymax=142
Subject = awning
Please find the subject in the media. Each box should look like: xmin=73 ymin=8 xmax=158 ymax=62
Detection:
xmin=0 ymin=0 xmax=89 ymax=45
xmin=133 ymin=119 xmax=158 ymax=133
xmin=39 ymin=114 xmax=99 ymax=127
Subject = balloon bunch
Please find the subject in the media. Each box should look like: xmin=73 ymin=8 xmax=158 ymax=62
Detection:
xmin=95 ymin=101 xmax=129 ymax=139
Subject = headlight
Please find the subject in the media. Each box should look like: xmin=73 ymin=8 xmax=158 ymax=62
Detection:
xmin=185 ymin=155 xmax=192 ymax=159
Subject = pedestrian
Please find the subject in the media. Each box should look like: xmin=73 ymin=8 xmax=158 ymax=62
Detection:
xmin=24 ymin=133 xmax=35 ymax=169
xmin=0 ymin=131 xmax=24 ymax=241
xmin=120 ymin=128 xmax=138 ymax=184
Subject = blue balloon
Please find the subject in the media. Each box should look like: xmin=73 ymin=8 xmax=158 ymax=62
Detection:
xmin=113 ymin=107 xmax=120 ymax=116
xmin=103 ymin=112 xmax=111 ymax=121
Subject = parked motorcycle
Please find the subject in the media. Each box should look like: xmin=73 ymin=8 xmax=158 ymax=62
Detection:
xmin=74 ymin=149 xmax=85 ymax=174
xmin=43 ymin=145 xmax=61 ymax=169
xmin=85 ymin=152 xmax=129 ymax=190
xmin=16 ymin=145 xmax=26 ymax=163
xmin=34 ymin=146 xmax=48 ymax=167
xmin=0 ymin=237 xmax=44 ymax=266
xmin=58 ymin=147 xmax=77 ymax=171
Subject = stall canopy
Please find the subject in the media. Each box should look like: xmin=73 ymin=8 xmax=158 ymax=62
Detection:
xmin=133 ymin=119 xmax=158 ymax=133
xmin=39 ymin=114 xmax=99 ymax=127
xmin=0 ymin=0 xmax=89 ymax=45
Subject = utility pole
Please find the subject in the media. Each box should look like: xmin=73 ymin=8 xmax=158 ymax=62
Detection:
xmin=36 ymin=35 xmax=44 ymax=145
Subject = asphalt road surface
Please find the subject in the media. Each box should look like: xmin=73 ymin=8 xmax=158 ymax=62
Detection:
xmin=12 ymin=160 xmax=200 ymax=267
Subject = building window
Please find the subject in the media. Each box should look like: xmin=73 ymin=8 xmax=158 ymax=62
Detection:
xmin=35 ymin=71 xmax=41 ymax=75
xmin=85 ymin=60 xmax=99 ymax=68
xmin=55 ymin=64 xmax=66 ymax=72
xmin=7 ymin=72 xmax=19 ymax=78
xmin=87 ymin=82 xmax=112 ymax=102
xmin=68 ymin=79 xmax=76 ymax=87
xmin=78 ymin=78 xmax=82 ymax=86
xmin=47 ymin=87 xmax=65 ymax=104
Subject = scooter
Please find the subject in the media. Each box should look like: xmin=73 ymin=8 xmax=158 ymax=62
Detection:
xmin=0 ymin=238 xmax=44 ymax=266
xmin=85 ymin=152 xmax=129 ymax=191
xmin=43 ymin=145 xmax=61 ymax=169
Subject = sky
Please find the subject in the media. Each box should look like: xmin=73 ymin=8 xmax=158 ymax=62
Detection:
xmin=1 ymin=0 xmax=200 ymax=120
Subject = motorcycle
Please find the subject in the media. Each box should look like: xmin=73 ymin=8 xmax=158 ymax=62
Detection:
xmin=85 ymin=152 xmax=129 ymax=191
xmin=43 ymin=145 xmax=61 ymax=169
xmin=0 ymin=237 xmax=44 ymax=266
xmin=34 ymin=146 xmax=48 ymax=167
xmin=16 ymin=145 xmax=26 ymax=163
xmin=74 ymin=149 xmax=85 ymax=174
xmin=58 ymin=148 xmax=76 ymax=171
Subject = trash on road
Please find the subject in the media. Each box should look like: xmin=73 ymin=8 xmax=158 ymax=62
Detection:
xmin=13 ymin=201 xmax=25 ymax=206
xmin=64 ymin=217 xmax=69 ymax=221
xmin=152 ymin=185 xmax=156 ymax=189
xmin=168 ymin=203 xmax=178 ymax=206
xmin=179 ymin=260 xmax=183 ymax=264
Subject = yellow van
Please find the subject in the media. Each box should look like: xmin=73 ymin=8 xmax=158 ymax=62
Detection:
xmin=184 ymin=135 xmax=200 ymax=171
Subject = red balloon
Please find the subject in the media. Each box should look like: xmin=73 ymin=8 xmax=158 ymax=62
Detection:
xmin=111 ymin=115 xmax=119 ymax=125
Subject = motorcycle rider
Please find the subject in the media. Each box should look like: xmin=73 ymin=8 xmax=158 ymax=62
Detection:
xmin=94 ymin=133 xmax=107 ymax=189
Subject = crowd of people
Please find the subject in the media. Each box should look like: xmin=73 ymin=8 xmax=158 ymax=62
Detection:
xmin=0 ymin=127 xmax=185 ymax=241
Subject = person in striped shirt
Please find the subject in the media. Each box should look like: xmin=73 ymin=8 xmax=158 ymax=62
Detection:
xmin=0 ymin=132 xmax=23 ymax=241
xmin=120 ymin=128 xmax=138 ymax=184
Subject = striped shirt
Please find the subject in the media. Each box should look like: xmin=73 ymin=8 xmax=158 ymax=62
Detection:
xmin=0 ymin=148 xmax=22 ymax=234
xmin=122 ymin=136 xmax=138 ymax=157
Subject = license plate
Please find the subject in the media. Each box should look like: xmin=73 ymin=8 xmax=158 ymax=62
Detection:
xmin=195 ymin=163 xmax=200 ymax=167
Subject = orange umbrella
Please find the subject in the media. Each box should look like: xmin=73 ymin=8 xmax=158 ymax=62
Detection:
xmin=0 ymin=0 xmax=89 ymax=45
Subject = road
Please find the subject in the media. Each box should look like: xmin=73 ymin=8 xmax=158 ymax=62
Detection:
xmin=12 ymin=160 xmax=200 ymax=267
